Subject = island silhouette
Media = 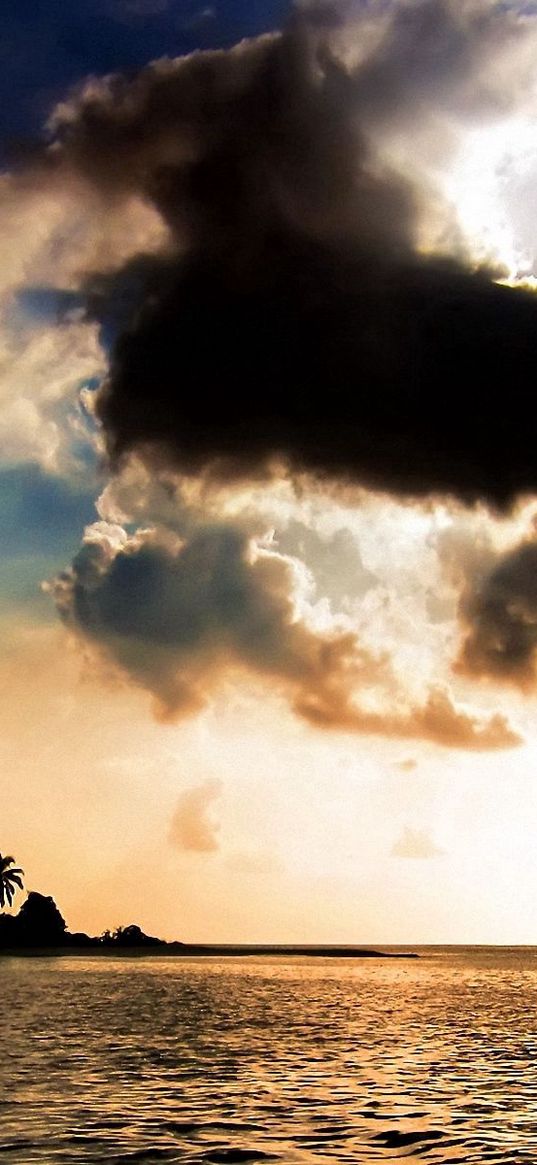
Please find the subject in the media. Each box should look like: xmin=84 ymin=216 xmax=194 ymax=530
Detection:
xmin=0 ymin=855 xmax=417 ymax=957
xmin=0 ymin=891 xmax=168 ymax=951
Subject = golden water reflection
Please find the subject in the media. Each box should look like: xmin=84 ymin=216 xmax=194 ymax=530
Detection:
xmin=2 ymin=949 xmax=537 ymax=1162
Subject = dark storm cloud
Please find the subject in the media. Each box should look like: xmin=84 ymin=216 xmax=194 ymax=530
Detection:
xmin=49 ymin=520 xmax=522 ymax=747
xmin=45 ymin=0 xmax=537 ymax=508
xmin=457 ymin=536 xmax=537 ymax=687
xmin=52 ymin=15 xmax=416 ymax=254
xmin=97 ymin=256 xmax=537 ymax=506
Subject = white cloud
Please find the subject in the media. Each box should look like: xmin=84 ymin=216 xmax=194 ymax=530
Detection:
xmin=0 ymin=171 xmax=167 ymax=474
xmin=0 ymin=320 xmax=104 ymax=472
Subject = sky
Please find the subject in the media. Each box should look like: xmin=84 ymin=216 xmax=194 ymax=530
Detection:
xmin=5 ymin=0 xmax=537 ymax=944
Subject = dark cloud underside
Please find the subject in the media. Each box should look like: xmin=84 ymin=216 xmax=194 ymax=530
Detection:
xmin=97 ymin=252 xmax=537 ymax=506
xmin=51 ymin=521 xmax=388 ymax=721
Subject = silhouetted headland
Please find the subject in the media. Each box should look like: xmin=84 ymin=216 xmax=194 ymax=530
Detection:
xmin=0 ymin=892 xmax=417 ymax=957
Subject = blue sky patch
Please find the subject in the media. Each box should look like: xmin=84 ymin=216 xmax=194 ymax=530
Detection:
xmin=0 ymin=1 xmax=291 ymax=156
xmin=0 ymin=463 xmax=97 ymax=618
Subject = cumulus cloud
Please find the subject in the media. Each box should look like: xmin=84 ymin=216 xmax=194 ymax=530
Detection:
xmin=49 ymin=518 xmax=389 ymax=722
xmin=169 ymin=778 xmax=222 ymax=852
xmin=32 ymin=0 xmax=537 ymax=508
xmin=391 ymin=826 xmax=445 ymax=859
xmin=4 ymin=0 xmax=532 ymax=747
xmin=275 ymin=520 xmax=378 ymax=609
xmin=0 ymin=172 xmax=166 ymax=297
xmin=298 ymin=682 xmax=522 ymax=749
xmin=47 ymin=517 xmax=522 ymax=748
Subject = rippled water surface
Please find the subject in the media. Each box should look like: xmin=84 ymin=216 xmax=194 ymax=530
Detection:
xmin=3 ymin=948 xmax=537 ymax=1163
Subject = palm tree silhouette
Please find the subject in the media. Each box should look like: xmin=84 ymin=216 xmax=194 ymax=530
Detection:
xmin=0 ymin=855 xmax=24 ymax=909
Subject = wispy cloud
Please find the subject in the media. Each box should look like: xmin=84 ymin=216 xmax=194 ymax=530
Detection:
xmin=169 ymin=779 xmax=222 ymax=852
xmin=394 ymin=758 xmax=418 ymax=773
xmin=391 ymin=826 xmax=445 ymax=860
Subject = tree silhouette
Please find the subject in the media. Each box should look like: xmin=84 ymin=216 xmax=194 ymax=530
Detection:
xmin=0 ymin=854 xmax=24 ymax=909
xmin=17 ymin=893 xmax=66 ymax=944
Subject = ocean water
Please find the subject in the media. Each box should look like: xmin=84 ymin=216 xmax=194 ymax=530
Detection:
xmin=2 ymin=948 xmax=537 ymax=1163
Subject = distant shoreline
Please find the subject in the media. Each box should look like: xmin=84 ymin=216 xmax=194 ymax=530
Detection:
xmin=0 ymin=944 xmax=418 ymax=959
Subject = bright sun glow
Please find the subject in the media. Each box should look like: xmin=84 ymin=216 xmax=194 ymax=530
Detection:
xmin=446 ymin=117 xmax=537 ymax=279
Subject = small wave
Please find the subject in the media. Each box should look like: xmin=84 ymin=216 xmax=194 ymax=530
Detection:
xmin=202 ymin=1151 xmax=277 ymax=1163
xmin=0 ymin=1142 xmax=38 ymax=1155
xmin=107 ymin=1150 xmax=184 ymax=1163
xmin=371 ymin=1129 xmax=446 ymax=1148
